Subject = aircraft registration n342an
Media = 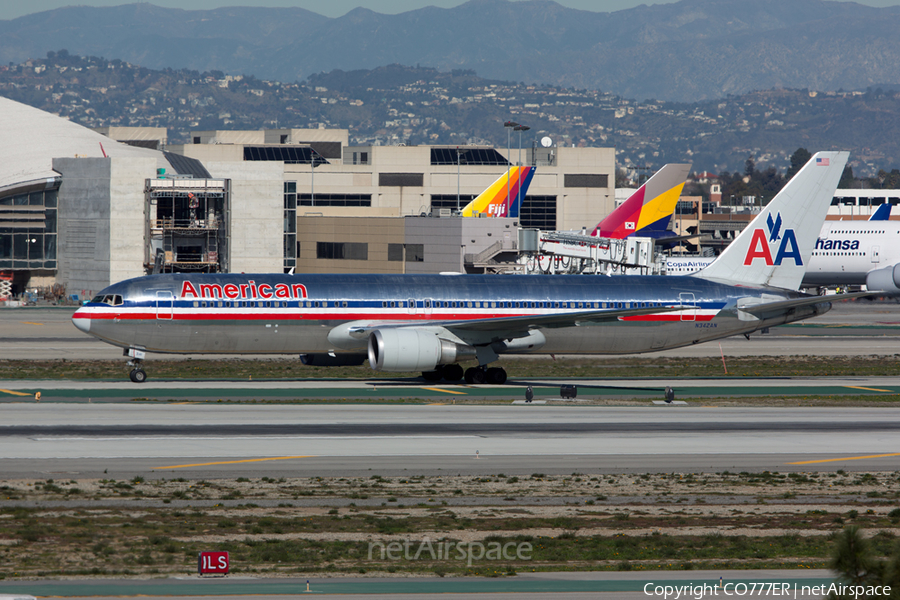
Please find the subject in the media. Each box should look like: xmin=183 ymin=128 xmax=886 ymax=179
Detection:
xmin=74 ymin=152 xmax=853 ymax=384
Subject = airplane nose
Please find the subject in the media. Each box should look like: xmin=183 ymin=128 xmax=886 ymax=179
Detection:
xmin=72 ymin=310 xmax=91 ymax=334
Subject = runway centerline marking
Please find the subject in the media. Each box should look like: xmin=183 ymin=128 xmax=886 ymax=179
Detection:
xmin=844 ymin=385 xmax=894 ymax=393
xmin=153 ymin=456 xmax=317 ymax=469
xmin=0 ymin=389 xmax=31 ymax=397
xmin=421 ymin=387 xmax=467 ymax=395
xmin=787 ymin=453 xmax=900 ymax=465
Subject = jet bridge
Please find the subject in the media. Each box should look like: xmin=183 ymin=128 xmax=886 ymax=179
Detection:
xmin=519 ymin=229 xmax=664 ymax=275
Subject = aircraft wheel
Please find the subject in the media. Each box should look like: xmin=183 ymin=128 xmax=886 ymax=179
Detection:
xmin=442 ymin=364 xmax=464 ymax=382
xmin=422 ymin=368 xmax=443 ymax=382
xmin=129 ymin=368 xmax=147 ymax=383
xmin=464 ymin=367 xmax=485 ymax=384
xmin=485 ymin=367 xmax=507 ymax=385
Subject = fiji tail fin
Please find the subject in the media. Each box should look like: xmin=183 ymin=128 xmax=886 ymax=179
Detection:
xmin=592 ymin=163 xmax=691 ymax=238
xmin=461 ymin=166 xmax=535 ymax=218
xmin=869 ymin=202 xmax=892 ymax=221
xmin=694 ymin=151 xmax=848 ymax=290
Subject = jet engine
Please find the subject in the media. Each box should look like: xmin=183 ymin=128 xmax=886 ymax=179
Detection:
xmin=300 ymin=353 xmax=367 ymax=367
xmin=866 ymin=264 xmax=900 ymax=295
xmin=368 ymin=329 xmax=474 ymax=372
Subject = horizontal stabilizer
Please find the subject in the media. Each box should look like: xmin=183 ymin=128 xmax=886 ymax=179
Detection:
xmin=737 ymin=291 xmax=874 ymax=319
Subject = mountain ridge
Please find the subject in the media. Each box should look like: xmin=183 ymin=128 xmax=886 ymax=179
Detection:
xmin=2 ymin=0 xmax=900 ymax=101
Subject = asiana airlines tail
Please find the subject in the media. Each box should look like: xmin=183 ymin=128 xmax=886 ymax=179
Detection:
xmin=74 ymin=152 xmax=857 ymax=384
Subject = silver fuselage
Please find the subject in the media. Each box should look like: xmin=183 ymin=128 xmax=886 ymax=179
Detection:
xmin=72 ymin=273 xmax=829 ymax=357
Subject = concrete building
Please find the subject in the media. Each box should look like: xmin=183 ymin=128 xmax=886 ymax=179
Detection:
xmin=1 ymin=97 xmax=616 ymax=297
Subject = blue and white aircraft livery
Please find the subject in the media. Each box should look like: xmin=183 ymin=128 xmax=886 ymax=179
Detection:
xmin=74 ymin=152 xmax=853 ymax=384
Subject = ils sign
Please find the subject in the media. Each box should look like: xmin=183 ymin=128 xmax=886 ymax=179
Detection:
xmin=198 ymin=551 xmax=229 ymax=575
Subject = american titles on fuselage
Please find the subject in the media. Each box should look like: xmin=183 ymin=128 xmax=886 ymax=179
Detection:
xmin=180 ymin=280 xmax=308 ymax=301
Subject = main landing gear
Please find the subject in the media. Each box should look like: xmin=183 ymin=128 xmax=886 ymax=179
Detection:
xmin=421 ymin=363 xmax=464 ymax=382
xmin=421 ymin=364 xmax=507 ymax=384
xmin=465 ymin=366 xmax=507 ymax=385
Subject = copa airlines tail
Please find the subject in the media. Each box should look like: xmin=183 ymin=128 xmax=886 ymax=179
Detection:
xmin=592 ymin=163 xmax=692 ymax=239
xmin=695 ymin=151 xmax=849 ymax=290
xmin=461 ymin=166 xmax=535 ymax=218
xmin=72 ymin=152 xmax=854 ymax=384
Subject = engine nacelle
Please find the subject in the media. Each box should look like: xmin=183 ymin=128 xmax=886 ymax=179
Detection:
xmin=368 ymin=329 xmax=473 ymax=372
xmin=299 ymin=353 xmax=367 ymax=367
xmin=866 ymin=264 xmax=900 ymax=295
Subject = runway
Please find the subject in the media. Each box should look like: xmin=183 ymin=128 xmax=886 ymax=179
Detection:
xmin=4 ymin=371 xmax=900 ymax=400
xmin=3 ymin=302 xmax=900 ymax=477
xmin=1 ymin=404 xmax=897 ymax=478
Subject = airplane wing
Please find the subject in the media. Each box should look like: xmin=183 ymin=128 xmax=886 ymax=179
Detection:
xmin=440 ymin=304 xmax=684 ymax=332
xmin=333 ymin=304 xmax=685 ymax=346
xmin=737 ymin=291 xmax=875 ymax=319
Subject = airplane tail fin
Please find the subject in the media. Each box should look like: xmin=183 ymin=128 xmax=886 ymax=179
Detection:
xmin=592 ymin=163 xmax=692 ymax=238
xmin=869 ymin=202 xmax=892 ymax=221
xmin=461 ymin=166 xmax=535 ymax=218
xmin=694 ymin=151 xmax=848 ymax=290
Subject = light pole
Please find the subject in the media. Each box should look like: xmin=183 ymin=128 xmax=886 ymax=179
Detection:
xmin=514 ymin=124 xmax=530 ymax=212
xmin=504 ymin=121 xmax=518 ymax=217
xmin=457 ymin=147 xmax=463 ymax=213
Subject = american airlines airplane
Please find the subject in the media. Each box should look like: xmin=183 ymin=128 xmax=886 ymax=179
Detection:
xmin=73 ymin=152 xmax=852 ymax=384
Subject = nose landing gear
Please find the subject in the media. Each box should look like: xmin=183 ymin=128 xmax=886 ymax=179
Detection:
xmin=124 ymin=348 xmax=147 ymax=383
xmin=129 ymin=365 xmax=147 ymax=383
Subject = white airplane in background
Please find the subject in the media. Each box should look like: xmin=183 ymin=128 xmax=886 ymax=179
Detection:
xmin=666 ymin=203 xmax=900 ymax=292
xmin=73 ymin=152 xmax=856 ymax=384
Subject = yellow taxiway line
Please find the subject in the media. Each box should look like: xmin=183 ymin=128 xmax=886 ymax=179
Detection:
xmin=20 ymin=321 xmax=44 ymax=326
xmin=0 ymin=389 xmax=31 ymax=397
xmin=787 ymin=453 xmax=900 ymax=465
xmin=153 ymin=456 xmax=316 ymax=470
xmin=844 ymin=385 xmax=894 ymax=393
xmin=421 ymin=387 xmax=467 ymax=395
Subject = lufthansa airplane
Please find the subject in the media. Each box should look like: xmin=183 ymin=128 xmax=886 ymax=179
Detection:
xmin=74 ymin=152 xmax=851 ymax=384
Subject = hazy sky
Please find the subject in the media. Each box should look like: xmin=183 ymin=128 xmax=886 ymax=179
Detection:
xmin=4 ymin=0 xmax=900 ymax=20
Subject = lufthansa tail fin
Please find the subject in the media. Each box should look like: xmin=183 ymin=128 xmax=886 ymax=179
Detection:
xmin=592 ymin=163 xmax=691 ymax=238
xmin=694 ymin=151 xmax=848 ymax=290
xmin=461 ymin=166 xmax=535 ymax=218
xmin=869 ymin=202 xmax=892 ymax=221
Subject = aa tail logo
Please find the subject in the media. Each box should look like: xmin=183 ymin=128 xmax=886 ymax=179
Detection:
xmin=744 ymin=212 xmax=802 ymax=266
xmin=766 ymin=213 xmax=781 ymax=243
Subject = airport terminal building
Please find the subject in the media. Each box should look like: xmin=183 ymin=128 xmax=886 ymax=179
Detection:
xmin=0 ymin=97 xmax=615 ymax=298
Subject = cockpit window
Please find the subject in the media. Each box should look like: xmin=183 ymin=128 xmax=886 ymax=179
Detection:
xmin=91 ymin=294 xmax=123 ymax=306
